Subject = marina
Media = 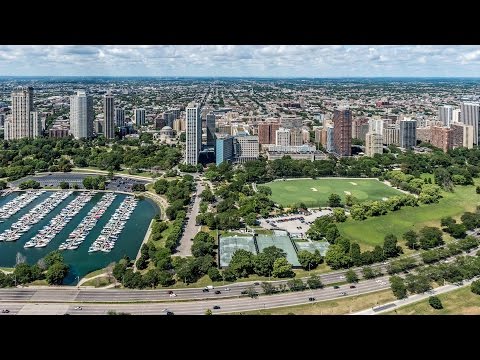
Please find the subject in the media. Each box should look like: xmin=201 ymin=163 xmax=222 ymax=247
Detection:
xmin=0 ymin=190 xmax=45 ymax=221
xmin=25 ymin=191 xmax=95 ymax=249
xmin=88 ymin=196 xmax=138 ymax=253
xmin=0 ymin=191 xmax=71 ymax=242
xmin=0 ymin=191 xmax=158 ymax=284
xmin=59 ymin=192 xmax=116 ymax=251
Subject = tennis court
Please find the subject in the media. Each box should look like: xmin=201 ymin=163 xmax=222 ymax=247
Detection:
xmin=294 ymin=240 xmax=330 ymax=256
xmin=256 ymin=230 xmax=300 ymax=267
xmin=218 ymin=235 xmax=256 ymax=267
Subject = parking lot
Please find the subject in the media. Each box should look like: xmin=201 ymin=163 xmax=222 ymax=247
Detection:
xmin=258 ymin=208 xmax=332 ymax=238
xmin=9 ymin=173 xmax=149 ymax=193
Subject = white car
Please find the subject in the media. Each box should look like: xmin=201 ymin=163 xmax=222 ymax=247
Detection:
xmin=224 ymin=288 xmax=231 ymax=291
xmin=74 ymin=306 xmax=82 ymax=310
xmin=169 ymin=293 xmax=177 ymax=297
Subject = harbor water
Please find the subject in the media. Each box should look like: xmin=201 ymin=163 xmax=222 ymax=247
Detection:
xmin=0 ymin=191 xmax=159 ymax=285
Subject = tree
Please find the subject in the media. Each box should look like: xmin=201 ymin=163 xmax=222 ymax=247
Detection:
xmin=383 ymin=234 xmax=401 ymax=258
xmin=477 ymin=186 xmax=480 ymax=194
xmin=205 ymin=309 xmax=213 ymax=315
xmin=428 ymin=296 xmax=443 ymax=310
xmin=403 ymin=230 xmax=418 ymax=250
xmin=389 ymin=276 xmax=407 ymax=299
xmin=208 ymin=267 xmax=222 ymax=282
xmin=46 ymin=262 xmax=69 ymax=285
xmin=43 ymin=250 xmax=64 ymax=268
xmin=362 ymin=266 xmax=375 ymax=279
xmin=307 ymin=274 xmax=323 ymax=289
xmin=261 ymin=282 xmax=277 ymax=294
xmin=349 ymin=243 xmax=362 ymax=267
xmin=297 ymin=250 xmax=320 ymax=270
xmin=345 ymin=269 xmax=359 ymax=283
xmin=13 ymin=263 xmax=33 ymax=284
xmin=246 ymin=286 xmax=258 ymax=298
xmin=0 ymin=180 xmax=7 ymax=190
xmin=135 ymin=255 xmax=148 ymax=270
xmin=253 ymin=246 xmax=286 ymax=276
xmin=332 ymin=208 xmax=347 ymax=222
xmin=434 ymin=167 xmax=453 ymax=191
xmin=272 ymin=257 xmax=294 ymax=278
xmin=327 ymin=193 xmax=342 ymax=208
xmin=325 ymin=225 xmax=340 ymax=243
xmin=471 ymin=280 xmax=480 ymax=295
xmin=287 ymin=278 xmax=306 ymax=292
xmin=229 ymin=249 xmax=255 ymax=278
xmin=143 ymin=269 xmax=159 ymax=288
xmin=325 ymin=244 xmax=352 ymax=269
xmin=244 ymin=213 xmax=257 ymax=226
xmin=419 ymin=227 xmax=444 ymax=250
xmin=132 ymin=183 xmax=146 ymax=192
xmin=59 ymin=181 xmax=69 ymax=189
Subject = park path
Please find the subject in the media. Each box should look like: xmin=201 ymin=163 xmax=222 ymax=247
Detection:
xmin=133 ymin=219 xmax=154 ymax=271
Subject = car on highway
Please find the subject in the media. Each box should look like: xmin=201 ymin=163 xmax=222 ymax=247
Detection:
xmin=169 ymin=293 xmax=177 ymax=297
xmin=224 ymin=288 xmax=231 ymax=291
xmin=308 ymin=297 xmax=316 ymax=301
xmin=1 ymin=309 xmax=10 ymax=313
xmin=340 ymin=292 xmax=347 ymax=296
xmin=213 ymin=305 xmax=221 ymax=310
xmin=166 ymin=311 xmax=175 ymax=315
xmin=349 ymin=285 xmax=356 ymax=289
xmin=202 ymin=288 xmax=209 ymax=292
xmin=333 ymin=285 xmax=340 ymax=289
xmin=254 ymin=282 xmax=260 ymax=285
xmin=214 ymin=290 xmax=221 ymax=294
xmin=167 ymin=290 xmax=174 ymax=294
xmin=74 ymin=306 xmax=82 ymax=310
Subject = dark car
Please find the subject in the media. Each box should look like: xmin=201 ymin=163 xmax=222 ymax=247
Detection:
xmin=214 ymin=290 xmax=221 ymax=294
xmin=213 ymin=305 xmax=221 ymax=310
xmin=254 ymin=282 xmax=260 ymax=285
xmin=349 ymin=285 xmax=356 ymax=289
xmin=333 ymin=285 xmax=340 ymax=289
xmin=167 ymin=290 xmax=174 ymax=294
xmin=241 ymin=290 xmax=248 ymax=295
xmin=1 ymin=309 xmax=10 ymax=313
xmin=308 ymin=297 xmax=316 ymax=301
xmin=166 ymin=311 xmax=175 ymax=315
xmin=202 ymin=288 xmax=209 ymax=292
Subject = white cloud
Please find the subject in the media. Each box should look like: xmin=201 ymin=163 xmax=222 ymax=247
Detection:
xmin=0 ymin=45 xmax=479 ymax=76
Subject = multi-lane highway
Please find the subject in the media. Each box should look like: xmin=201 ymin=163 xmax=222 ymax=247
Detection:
xmin=0 ymin=276 xmax=391 ymax=315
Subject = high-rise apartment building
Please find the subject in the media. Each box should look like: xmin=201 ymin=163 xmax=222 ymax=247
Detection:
xmin=5 ymin=87 xmax=36 ymax=140
xmin=369 ymin=119 xmax=384 ymax=134
xmin=185 ymin=103 xmax=202 ymax=165
xmin=206 ymin=112 xmax=216 ymax=146
xmin=134 ymin=108 xmax=146 ymax=127
xmin=275 ymin=128 xmax=290 ymax=147
xmin=234 ymin=134 xmax=259 ymax=163
xmin=452 ymin=109 xmax=461 ymax=124
xmin=115 ymin=108 xmax=125 ymax=127
xmin=365 ymin=132 xmax=383 ymax=157
xmin=290 ymin=128 xmax=303 ymax=146
xmin=332 ymin=109 xmax=352 ymax=156
xmin=326 ymin=126 xmax=334 ymax=153
xmin=438 ymin=105 xmax=453 ymax=127
xmin=215 ymin=134 xmax=235 ymax=165
xmin=430 ymin=126 xmax=453 ymax=152
xmin=451 ymin=123 xmax=474 ymax=149
xmin=31 ymin=111 xmax=42 ymax=138
xmin=399 ymin=119 xmax=417 ymax=149
xmin=258 ymin=122 xmax=281 ymax=145
xmin=383 ymin=124 xmax=400 ymax=146
xmin=460 ymin=102 xmax=480 ymax=144
xmin=70 ymin=90 xmax=93 ymax=139
xmin=103 ymin=91 xmax=115 ymax=139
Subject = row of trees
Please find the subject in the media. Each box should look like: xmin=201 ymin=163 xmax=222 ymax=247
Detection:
xmin=0 ymin=250 xmax=69 ymax=287
xmin=82 ymin=176 xmax=107 ymax=190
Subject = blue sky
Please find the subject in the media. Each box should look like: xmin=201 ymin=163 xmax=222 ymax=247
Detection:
xmin=1 ymin=45 xmax=479 ymax=77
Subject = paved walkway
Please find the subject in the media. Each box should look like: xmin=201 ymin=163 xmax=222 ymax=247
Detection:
xmin=77 ymin=273 xmax=108 ymax=286
xmin=174 ymin=181 xmax=204 ymax=257
xmin=133 ymin=219 xmax=154 ymax=271
xmin=353 ymin=278 xmax=478 ymax=315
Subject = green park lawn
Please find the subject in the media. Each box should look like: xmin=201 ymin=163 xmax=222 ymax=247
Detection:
xmin=265 ymin=178 xmax=402 ymax=207
xmin=386 ymin=287 xmax=480 ymax=315
xmin=337 ymin=181 xmax=480 ymax=248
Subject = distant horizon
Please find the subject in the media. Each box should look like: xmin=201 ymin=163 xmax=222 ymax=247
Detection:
xmin=1 ymin=46 xmax=480 ymax=77
xmin=2 ymin=76 xmax=480 ymax=79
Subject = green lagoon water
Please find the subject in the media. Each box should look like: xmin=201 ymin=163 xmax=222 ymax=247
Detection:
xmin=0 ymin=191 xmax=159 ymax=285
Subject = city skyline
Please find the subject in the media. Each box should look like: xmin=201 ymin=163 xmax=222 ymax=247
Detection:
xmin=2 ymin=45 xmax=480 ymax=77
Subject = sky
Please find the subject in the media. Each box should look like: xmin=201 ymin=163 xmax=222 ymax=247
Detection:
xmin=1 ymin=45 xmax=480 ymax=77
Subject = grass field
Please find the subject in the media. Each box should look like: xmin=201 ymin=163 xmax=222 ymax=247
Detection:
xmin=386 ymin=287 xmax=480 ymax=315
xmin=337 ymin=181 xmax=480 ymax=248
xmin=265 ymin=178 xmax=402 ymax=207
xmin=228 ymin=289 xmax=395 ymax=315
